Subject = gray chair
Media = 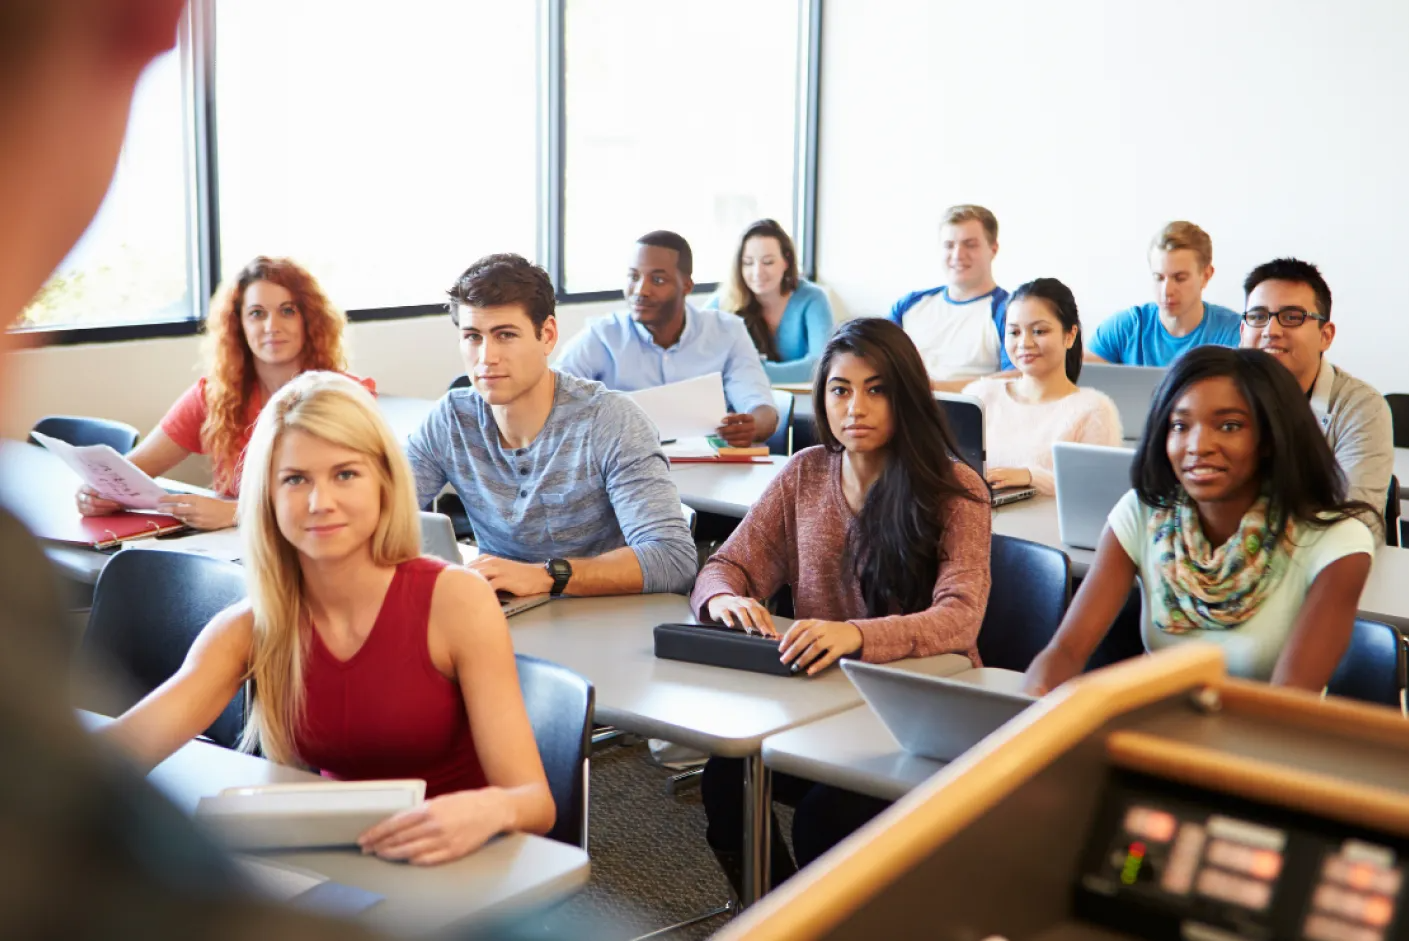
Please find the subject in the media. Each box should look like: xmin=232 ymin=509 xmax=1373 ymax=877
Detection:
xmin=1327 ymin=618 xmax=1407 ymax=714
xmin=765 ymin=388 xmax=795 ymax=456
xmin=419 ymin=510 xmax=461 ymax=563
xmin=79 ymin=549 xmax=247 ymax=748
xmin=31 ymin=414 xmax=140 ymax=454
xmin=1385 ymin=394 xmax=1409 ymax=449
xmin=516 ymin=654 xmax=593 ymax=849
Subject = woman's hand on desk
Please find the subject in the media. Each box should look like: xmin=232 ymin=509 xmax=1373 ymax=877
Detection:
xmin=359 ymin=789 xmax=510 ymax=866
xmin=779 ymin=619 xmax=862 ymax=676
xmin=707 ymin=594 xmax=777 ymax=636
xmin=76 ymin=485 xmax=123 ymax=516
xmin=985 ymin=467 xmax=1033 ymax=490
xmin=156 ymin=494 xmax=237 ymax=531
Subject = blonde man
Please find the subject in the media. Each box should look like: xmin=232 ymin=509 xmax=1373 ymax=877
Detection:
xmin=1087 ymin=221 xmax=1241 ymax=366
xmin=889 ymin=204 xmax=1014 ymax=393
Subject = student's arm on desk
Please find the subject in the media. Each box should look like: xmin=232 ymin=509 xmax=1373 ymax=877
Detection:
xmin=361 ymin=569 xmax=553 ymax=865
xmin=77 ymin=427 xmax=192 ymax=515
xmin=1023 ymin=527 xmax=1135 ymax=695
xmin=101 ymin=604 xmax=252 ymax=773
xmin=689 ymin=468 xmax=794 ymax=636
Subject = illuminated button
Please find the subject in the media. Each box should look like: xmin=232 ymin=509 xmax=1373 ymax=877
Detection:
xmin=1196 ymin=868 xmax=1272 ymax=911
xmin=1207 ymin=840 xmax=1283 ymax=881
xmin=1326 ymin=858 xmax=1404 ymax=896
xmin=1161 ymin=822 xmax=1207 ymax=896
xmin=1304 ymin=914 xmax=1383 ymax=941
xmin=1206 ymin=815 xmax=1286 ymax=851
xmin=1123 ymin=806 xmax=1178 ymax=843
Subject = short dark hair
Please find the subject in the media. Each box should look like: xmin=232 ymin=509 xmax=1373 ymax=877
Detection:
xmin=1008 ymin=277 xmax=1085 ymax=383
xmin=636 ymin=230 xmax=693 ymax=278
xmin=1131 ymin=346 xmax=1371 ymax=544
xmin=447 ymin=253 xmax=555 ymax=335
xmin=1243 ymin=257 xmax=1333 ymax=322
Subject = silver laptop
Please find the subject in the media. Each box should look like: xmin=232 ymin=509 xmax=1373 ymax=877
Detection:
xmin=841 ymin=661 xmax=1035 ymax=762
xmin=934 ymin=392 xmax=1036 ymax=508
xmin=1078 ymin=363 xmax=1167 ymax=443
xmin=1051 ymin=441 xmax=1136 ymax=550
xmin=418 ymin=511 xmax=551 ymax=618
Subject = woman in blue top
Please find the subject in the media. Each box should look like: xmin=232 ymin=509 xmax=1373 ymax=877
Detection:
xmin=708 ymin=219 xmax=834 ymax=383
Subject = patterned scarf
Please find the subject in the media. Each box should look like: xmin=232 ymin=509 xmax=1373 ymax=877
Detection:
xmin=1146 ymin=490 xmax=1294 ymax=634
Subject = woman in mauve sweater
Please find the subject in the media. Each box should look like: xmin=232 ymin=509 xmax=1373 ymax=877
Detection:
xmin=691 ymin=317 xmax=992 ymax=894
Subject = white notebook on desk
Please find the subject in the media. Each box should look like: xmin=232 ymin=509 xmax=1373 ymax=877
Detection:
xmin=195 ymin=779 xmax=425 ymax=850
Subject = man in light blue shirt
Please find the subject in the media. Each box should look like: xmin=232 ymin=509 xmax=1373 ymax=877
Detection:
xmin=1087 ymin=221 xmax=1241 ymax=366
xmin=555 ymin=231 xmax=779 ymax=446
xmin=407 ymin=253 xmax=697 ymax=597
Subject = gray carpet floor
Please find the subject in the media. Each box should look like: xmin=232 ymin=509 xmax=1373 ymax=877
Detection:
xmin=547 ymin=740 xmax=795 ymax=941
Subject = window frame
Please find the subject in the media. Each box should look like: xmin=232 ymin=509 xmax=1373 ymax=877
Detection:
xmin=21 ymin=0 xmax=822 ymax=344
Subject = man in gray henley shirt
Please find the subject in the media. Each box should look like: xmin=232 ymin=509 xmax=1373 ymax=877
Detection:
xmin=407 ymin=253 xmax=697 ymax=596
xmin=1239 ymin=257 xmax=1393 ymax=541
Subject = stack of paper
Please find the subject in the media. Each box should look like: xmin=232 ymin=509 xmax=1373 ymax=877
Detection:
xmin=625 ymin=372 xmax=727 ymax=441
xmin=31 ymin=431 xmax=168 ymax=510
xmin=195 ymin=779 xmax=425 ymax=850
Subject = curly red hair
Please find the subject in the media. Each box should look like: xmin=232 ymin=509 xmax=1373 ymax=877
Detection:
xmin=200 ymin=256 xmax=349 ymax=492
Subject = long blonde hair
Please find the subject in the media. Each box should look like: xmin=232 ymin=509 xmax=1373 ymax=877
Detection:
xmin=235 ymin=371 xmax=421 ymax=764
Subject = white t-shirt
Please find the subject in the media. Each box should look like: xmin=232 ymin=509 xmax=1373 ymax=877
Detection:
xmin=1107 ymin=490 xmax=1375 ymax=680
xmin=902 ymin=291 xmax=1002 ymax=381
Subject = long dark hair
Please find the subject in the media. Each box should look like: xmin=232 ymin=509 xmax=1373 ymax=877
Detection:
xmin=722 ymin=219 xmax=799 ymax=362
xmin=1132 ymin=346 xmax=1374 ymax=543
xmin=813 ymin=319 xmax=984 ymax=616
xmin=1008 ymin=278 xmax=1084 ymax=382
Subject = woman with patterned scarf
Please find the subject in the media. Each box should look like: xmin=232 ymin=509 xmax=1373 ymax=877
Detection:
xmin=1025 ymin=346 xmax=1376 ymax=693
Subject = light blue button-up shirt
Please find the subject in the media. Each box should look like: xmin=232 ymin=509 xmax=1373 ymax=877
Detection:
xmin=555 ymin=302 xmax=775 ymax=416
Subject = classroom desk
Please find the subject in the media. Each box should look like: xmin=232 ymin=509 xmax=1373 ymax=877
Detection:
xmin=760 ymin=667 xmax=1026 ymax=802
xmin=504 ymin=592 xmax=973 ymax=906
xmin=670 ymin=458 xmax=786 ymax=519
xmin=85 ymin=717 xmax=589 ymax=935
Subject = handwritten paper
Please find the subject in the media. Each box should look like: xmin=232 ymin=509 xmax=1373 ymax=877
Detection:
xmin=626 ymin=372 xmax=728 ymax=441
xmin=31 ymin=431 xmax=169 ymax=510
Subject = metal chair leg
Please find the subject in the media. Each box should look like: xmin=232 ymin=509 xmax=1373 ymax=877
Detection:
xmin=629 ymin=900 xmax=735 ymax=940
xmin=665 ymin=766 xmax=703 ymax=795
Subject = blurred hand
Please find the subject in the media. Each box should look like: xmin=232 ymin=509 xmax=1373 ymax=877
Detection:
xmin=706 ymin=594 xmax=777 ymax=637
xmin=779 ymin=619 xmax=863 ymax=675
xmin=467 ymin=555 xmax=554 ymax=597
xmin=76 ymin=485 xmax=123 ymax=517
xmin=986 ymin=467 xmax=1033 ymax=490
xmin=155 ymin=494 xmax=236 ymax=531
xmin=716 ymin=413 xmax=757 ymax=448
xmin=358 ymin=790 xmax=507 ymax=866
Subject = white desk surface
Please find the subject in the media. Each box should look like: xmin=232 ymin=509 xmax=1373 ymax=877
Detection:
xmin=670 ymin=458 xmax=786 ymax=520
xmin=126 ymin=727 xmax=589 ymax=935
xmin=760 ymin=667 xmax=1026 ymax=802
xmin=378 ymin=393 xmax=438 ymax=443
xmin=506 ymin=593 xmax=974 ymax=757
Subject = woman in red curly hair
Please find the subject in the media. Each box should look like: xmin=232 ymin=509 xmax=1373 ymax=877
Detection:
xmin=77 ymin=256 xmax=375 ymax=530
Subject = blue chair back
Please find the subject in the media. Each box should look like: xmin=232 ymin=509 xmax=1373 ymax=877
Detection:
xmin=766 ymin=389 xmax=795 ymax=456
xmin=31 ymin=415 xmax=140 ymax=454
xmin=516 ymin=654 xmax=594 ymax=849
xmin=1327 ymin=618 xmax=1406 ymax=710
xmin=976 ymin=534 xmax=1071 ymax=671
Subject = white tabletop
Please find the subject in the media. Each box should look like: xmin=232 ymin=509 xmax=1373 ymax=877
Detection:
xmin=378 ymin=394 xmax=438 ymax=443
xmin=760 ymin=667 xmax=1026 ymax=801
xmin=133 ymin=728 xmax=589 ymax=935
xmin=505 ymin=593 xmax=974 ymax=757
xmin=669 ymin=458 xmax=786 ymax=519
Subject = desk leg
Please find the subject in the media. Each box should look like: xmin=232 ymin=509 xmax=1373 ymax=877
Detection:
xmin=741 ymin=753 xmax=772 ymax=908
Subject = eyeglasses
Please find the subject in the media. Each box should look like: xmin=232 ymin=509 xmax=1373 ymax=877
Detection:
xmin=1242 ymin=307 xmax=1328 ymax=328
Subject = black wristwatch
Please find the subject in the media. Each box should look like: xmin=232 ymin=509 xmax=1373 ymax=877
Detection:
xmin=545 ymin=558 xmax=572 ymax=596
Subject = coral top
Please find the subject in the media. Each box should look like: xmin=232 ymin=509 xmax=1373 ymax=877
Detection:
xmin=294 ymin=556 xmax=486 ymax=799
xmin=159 ymin=372 xmax=376 ymax=496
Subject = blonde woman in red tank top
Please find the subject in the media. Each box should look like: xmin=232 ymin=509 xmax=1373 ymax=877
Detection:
xmin=103 ymin=372 xmax=554 ymax=865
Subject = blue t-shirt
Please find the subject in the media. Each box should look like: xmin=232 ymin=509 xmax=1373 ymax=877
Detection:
xmin=704 ymin=279 xmax=835 ymax=384
xmin=1087 ymin=302 xmax=1242 ymax=367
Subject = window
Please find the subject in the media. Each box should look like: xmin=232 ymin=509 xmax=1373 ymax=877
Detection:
xmin=18 ymin=50 xmax=195 ymax=330
xmin=215 ymin=2 xmax=540 ymax=312
xmin=561 ymin=0 xmax=806 ymax=295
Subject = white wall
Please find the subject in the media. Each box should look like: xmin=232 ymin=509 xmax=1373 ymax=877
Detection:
xmin=817 ymin=0 xmax=1409 ymax=392
xmin=2 ymin=298 xmax=619 ymax=485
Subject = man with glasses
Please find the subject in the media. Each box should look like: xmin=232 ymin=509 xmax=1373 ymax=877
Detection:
xmin=1239 ymin=257 xmax=1393 ymax=541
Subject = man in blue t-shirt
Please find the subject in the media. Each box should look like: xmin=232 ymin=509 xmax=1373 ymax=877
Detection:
xmin=1087 ymin=221 xmax=1241 ymax=367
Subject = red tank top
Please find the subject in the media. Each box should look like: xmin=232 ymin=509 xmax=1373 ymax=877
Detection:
xmin=294 ymin=556 xmax=487 ymax=798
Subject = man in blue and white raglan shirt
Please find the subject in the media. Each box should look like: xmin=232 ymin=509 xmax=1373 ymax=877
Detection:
xmin=889 ymin=204 xmax=1014 ymax=393
xmin=1086 ymin=221 xmax=1242 ymax=367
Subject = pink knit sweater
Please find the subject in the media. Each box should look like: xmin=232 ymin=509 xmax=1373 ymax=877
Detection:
xmin=689 ymin=447 xmax=991 ymax=666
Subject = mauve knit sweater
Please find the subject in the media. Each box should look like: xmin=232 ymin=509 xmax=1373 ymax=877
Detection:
xmin=689 ymin=446 xmax=991 ymax=665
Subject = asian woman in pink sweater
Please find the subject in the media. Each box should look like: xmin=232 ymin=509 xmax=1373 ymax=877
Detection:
xmin=964 ymin=278 xmax=1122 ymax=495
xmin=690 ymin=317 xmax=992 ymax=894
